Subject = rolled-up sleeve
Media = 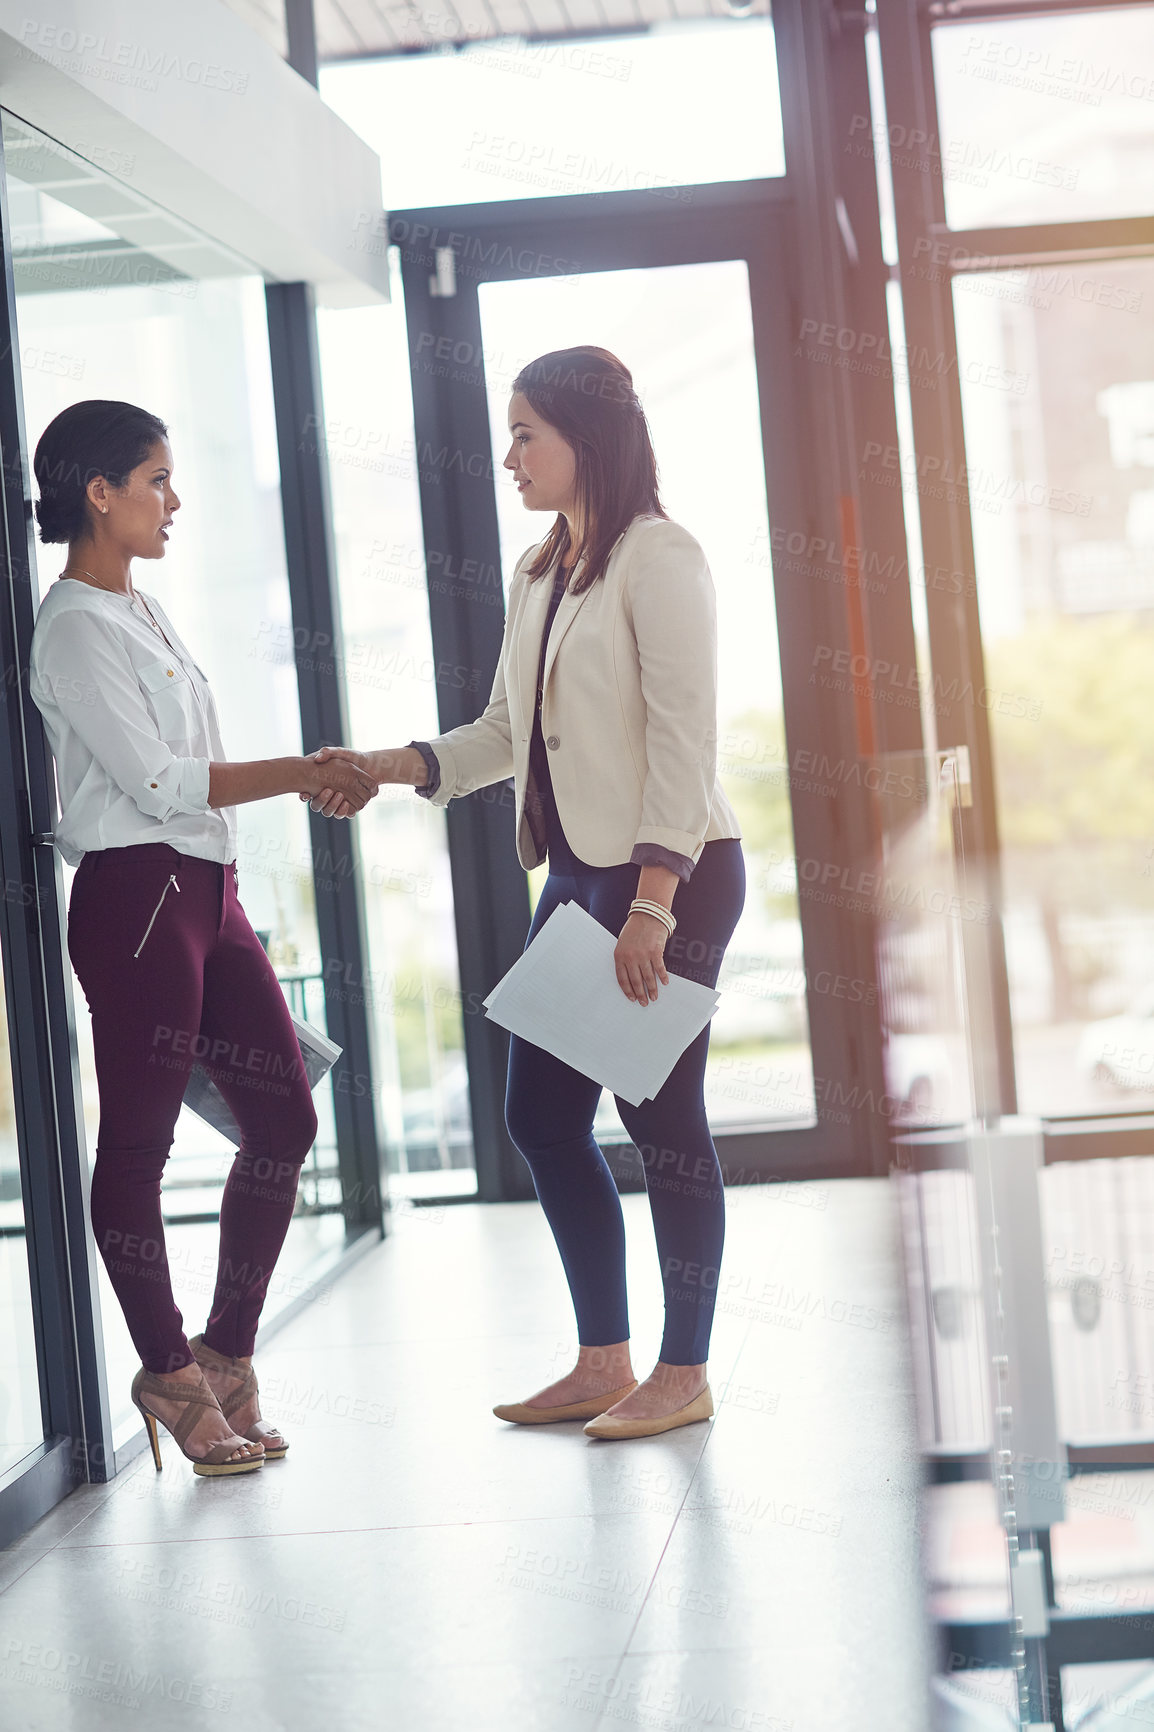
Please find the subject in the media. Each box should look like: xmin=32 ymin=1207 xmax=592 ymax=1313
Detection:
xmin=631 ymin=842 xmax=695 ymax=881
xmin=408 ymin=740 xmax=442 ymax=800
xmin=34 ymin=610 xmax=211 ymax=821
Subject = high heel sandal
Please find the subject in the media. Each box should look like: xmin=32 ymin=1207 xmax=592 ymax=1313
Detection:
xmin=188 ymin=1334 xmax=289 ymax=1459
xmin=130 ymin=1365 xmax=265 ymax=1477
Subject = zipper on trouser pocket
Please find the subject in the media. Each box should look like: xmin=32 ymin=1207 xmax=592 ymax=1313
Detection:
xmin=133 ymin=873 xmax=181 ymax=959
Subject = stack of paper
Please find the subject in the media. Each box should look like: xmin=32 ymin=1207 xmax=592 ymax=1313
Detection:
xmin=182 ymin=1012 xmax=342 ymax=1143
xmin=483 ymin=899 xmax=720 ymax=1105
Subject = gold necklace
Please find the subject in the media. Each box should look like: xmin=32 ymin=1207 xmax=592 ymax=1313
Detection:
xmin=59 ymin=565 xmax=130 ymax=596
xmin=59 ymin=566 xmax=173 ymax=650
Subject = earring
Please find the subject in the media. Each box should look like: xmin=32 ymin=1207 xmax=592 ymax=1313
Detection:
xmin=101 ymin=506 xmax=108 ymax=514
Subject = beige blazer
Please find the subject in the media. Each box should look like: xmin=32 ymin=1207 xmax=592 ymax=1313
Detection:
xmin=422 ymin=513 xmax=742 ymax=871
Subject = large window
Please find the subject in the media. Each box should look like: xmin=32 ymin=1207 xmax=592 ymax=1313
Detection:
xmin=931 ymin=6 xmax=1154 ymax=230
xmin=952 ymin=257 xmax=1154 ymax=1118
xmin=882 ymin=13 xmax=1154 ymax=1724
xmin=321 ymin=20 xmax=784 ymax=211
xmin=5 ymin=113 xmax=343 ymax=1435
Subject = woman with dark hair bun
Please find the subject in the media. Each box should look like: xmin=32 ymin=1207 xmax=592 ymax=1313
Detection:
xmin=311 ymin=347 xmax=746 ymax=1439
xmin=29 ymin=400 xmax=380 ymax=1476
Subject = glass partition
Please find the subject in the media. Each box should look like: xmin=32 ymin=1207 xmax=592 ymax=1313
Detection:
xmin=4 ymin=111 xmax=344 ymax=1435
xmin=317 ymin=252 xmax=475 ymax=1200
xmin=0 ymin=931 xmax=45 ymax=1475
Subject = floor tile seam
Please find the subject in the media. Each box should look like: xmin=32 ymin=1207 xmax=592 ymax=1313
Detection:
xmin=608 ymin=1643 xmax=837 ymax=1657
xmin=50 ymin=1507 xmax=679 ymax=1551
xmin=0 ymin=1549 xmax=59 ymax=1600
xmin=183 ymin=1651 xmax=640 ymax=1682
xmin=571 ymin=1519 xmax=694 ymax=1732
xmin=701 ymin=1314 xmax=760 ymax=1422
xmin=598 ymin=1312 xmax=755 ymax=1683
xmin=601 ymin=1520 xmax=695 ymax=1700
xmin=0 ymin=1487 xmax=126 ymax=1565
xmin=607 ymin=1390 xmax=729 ymax=1683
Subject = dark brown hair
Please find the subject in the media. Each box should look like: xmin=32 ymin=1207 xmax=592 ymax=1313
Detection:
xmin=511 ymin=346 xmax=666 ymax=594
xmin=33 ymin=399 xmax=168 ymax=544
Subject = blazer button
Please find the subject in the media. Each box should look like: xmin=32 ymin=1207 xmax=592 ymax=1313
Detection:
xmin=546 ymin=735 xmax=559 ymax=750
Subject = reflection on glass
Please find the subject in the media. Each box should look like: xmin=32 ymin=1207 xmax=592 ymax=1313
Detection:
xmin=320 ymin=21 xmax=782 ymax=211
xmin=478 ymin=259 xmax=815 ymax=1136
xmin=953 ymin=258 xmax=1154 ymax=1119
xmin=931 ymin=8 xmax=1154 ymax=229
xmin=884 ymin=758 xmax=987 ymax=1493
xmin=882 ymin=756 xmax=1076 ymax=1723
xmin=1040 ymin=1155 xmax=1154 ymax=1446
xmin=0 ymin=934 xmax=45 ymax=1474
xmin=928 ymin=260 xmax=1154 ymax=1719
xmin=5 ymin=112 xmax=343 ymax=1434
xmin=317 ymin=253 xmax=474 ymax=1200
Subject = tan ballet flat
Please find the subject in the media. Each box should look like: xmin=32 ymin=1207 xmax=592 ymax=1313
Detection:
xmin=188 ymin=1334 xmax=288 ymax=1459
xmin=493 ymin=1381 xmax=638 ymax=1425
xmin=583 ymin=1384 xmax=714 ymax=1439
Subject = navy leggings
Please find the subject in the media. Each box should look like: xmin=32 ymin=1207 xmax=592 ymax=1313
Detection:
xmin=67 ymin=842 xmax=318 ymax=1374
xmin=504 ymin=838 xmax=746 ymax=1365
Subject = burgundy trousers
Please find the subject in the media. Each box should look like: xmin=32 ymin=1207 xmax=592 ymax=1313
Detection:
xmin=67 ymin=842 xmax=318 ymax=1374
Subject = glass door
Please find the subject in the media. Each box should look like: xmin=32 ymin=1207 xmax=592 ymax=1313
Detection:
xmin=479 ymin=260 xmax=815 ymax=1141
xmin=393 ymin=185 xmax=898 ymax=1189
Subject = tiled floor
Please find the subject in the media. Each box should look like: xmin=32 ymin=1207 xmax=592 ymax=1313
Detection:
xmin=0 ymin=1177 xmax=934 ymax=1731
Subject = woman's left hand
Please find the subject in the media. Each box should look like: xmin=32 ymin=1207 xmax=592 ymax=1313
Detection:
xmin=614 ymin=912 xmax=670 ymax=1005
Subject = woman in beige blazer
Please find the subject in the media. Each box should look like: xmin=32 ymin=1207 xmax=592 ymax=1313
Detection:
xmin=313 ymin=346 xmax=745 ymax=1438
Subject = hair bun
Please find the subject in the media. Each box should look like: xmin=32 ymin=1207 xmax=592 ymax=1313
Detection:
xmin=32 ymin=400 xmax=168 ymax=546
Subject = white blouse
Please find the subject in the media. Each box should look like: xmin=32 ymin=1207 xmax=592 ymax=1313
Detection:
xmin=29 ymin=579 xmax=237 ymax=867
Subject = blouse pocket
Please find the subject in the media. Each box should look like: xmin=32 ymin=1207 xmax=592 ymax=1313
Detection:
xmin=138 ymin=656 xmax=198 ymax=740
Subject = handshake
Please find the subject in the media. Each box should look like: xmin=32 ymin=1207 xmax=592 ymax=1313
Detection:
xmin=297 ymin=744 xmax=430 ymax=819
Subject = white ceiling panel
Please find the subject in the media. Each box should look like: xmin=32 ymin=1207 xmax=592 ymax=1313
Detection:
xmin=522 ymin=0 xmax=570 ymax=31
xmin=486 ymin=0 xmax=540 ymax=37
xmin=449 ymin=0 xmax=506 ymax=40
xmin=554 ymin=0 xmax=612 ymax=30
xmin=598 ymin=0 xmax=647 ymax=28
xmin=314 ymin=0 xmax=387 ymax=56
xmin=224 ymin=0 xmax=768 ymax=63
xmin=316 ymin=0 xmax=768 ymax=57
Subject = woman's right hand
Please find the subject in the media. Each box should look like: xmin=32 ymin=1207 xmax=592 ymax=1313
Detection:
xmin=298 ymin=750 xmax=380 ymax=815
xmin=299 ymin=745 xmax=427 ymax=818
